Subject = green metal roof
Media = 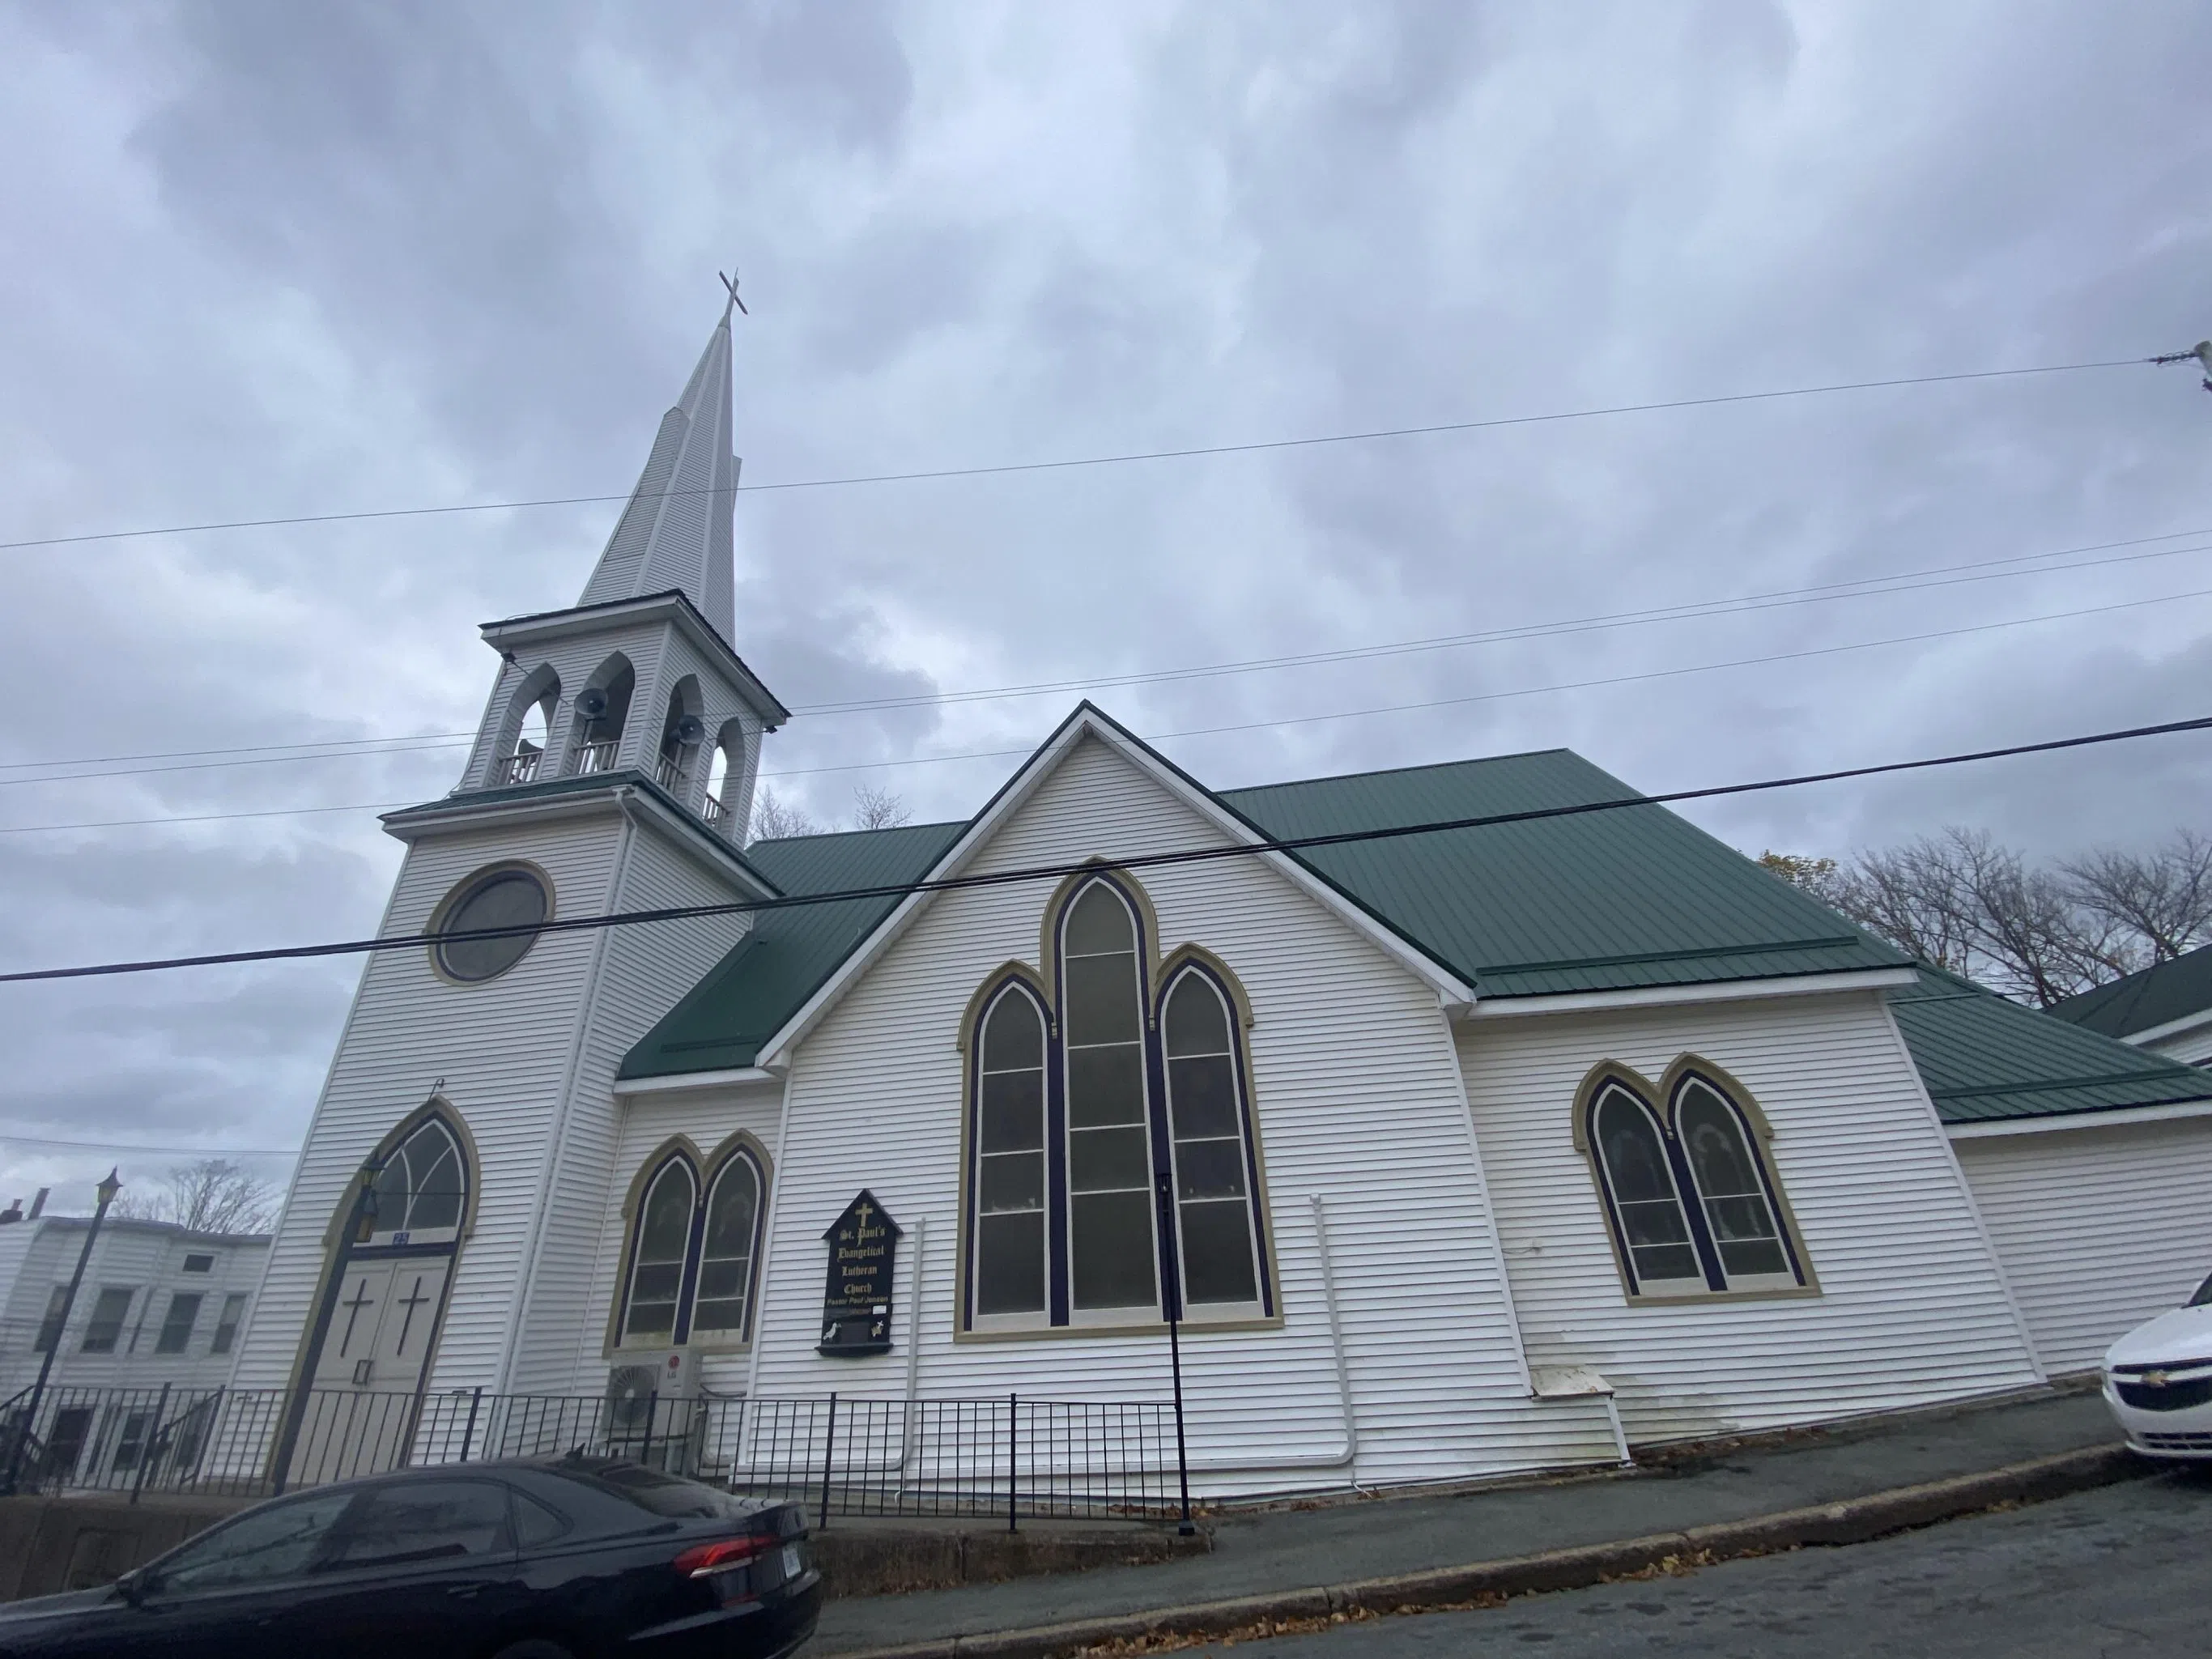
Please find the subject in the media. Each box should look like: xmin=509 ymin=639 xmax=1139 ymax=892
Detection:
xmin=618 ymin=819 xmax=965 ymax=1079
xmin=2047 ymin=942 xmax=2212 ymax=1041
xmin=1219 ymin=750 xmax=1908 ymax=996
xmin=1888 ymin=965 xmax=2212 ymax=1124
xmin=615 ymin=717 xmax=2212 ymax=1124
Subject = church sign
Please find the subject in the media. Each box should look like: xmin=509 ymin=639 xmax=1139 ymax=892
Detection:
xmin=819 ymin=1191 xmax=900 ymax=1357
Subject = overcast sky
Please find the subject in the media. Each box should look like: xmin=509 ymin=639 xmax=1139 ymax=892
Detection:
xmin=2 ymin=1 xmax=2207 ymax=1212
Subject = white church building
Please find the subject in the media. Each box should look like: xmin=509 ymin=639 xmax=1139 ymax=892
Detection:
xmin=228 ymin=297 xmax=2212 ymax=1493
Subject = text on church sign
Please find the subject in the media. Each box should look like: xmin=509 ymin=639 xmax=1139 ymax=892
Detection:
xmin=819 ymin=1190 xmax=900 ymax=1357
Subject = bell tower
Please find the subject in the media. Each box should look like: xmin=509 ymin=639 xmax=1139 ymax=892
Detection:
xmin=231 ymin=288 xmax=793 ymax=1434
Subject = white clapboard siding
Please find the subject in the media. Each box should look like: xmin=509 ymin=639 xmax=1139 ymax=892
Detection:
xmin=232 ymin=800 xmax=750 ymax=1401
xmin=747 ymin=736 xmax=1618 ymax=1491
xmin=584 ymin=1079 xmax=787 ymax=1394
xmin=1955 ymin=1116 xmax=2212 ymax=1375
xmin=1459 ymin=993 xmax=2043 ymax=1444
xmin=503 ymin=824 xmax=754 ymax=1393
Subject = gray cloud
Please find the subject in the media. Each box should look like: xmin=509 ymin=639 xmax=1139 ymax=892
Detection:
xmin=2 ymin=0 xmax=2209 ymax=1202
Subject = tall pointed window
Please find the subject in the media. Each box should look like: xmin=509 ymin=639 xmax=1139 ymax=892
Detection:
xmin=1061 ymin=883 xmax=1158 ymax=1317
xmin=623 ymin=1159 xmax=696 ymax=1342
xmin=1589 ymin=1083 xmax=1703 ymax=1295
xmin=972 ymin=987 xmax=1049 ymax=1321
xmin=1670 ymin=1074 xmax=1801 ymax=1289
xmin=691 ymin=1154 xmax=762 ymax=1338
xmin=1163 ymin=971 xmax=1261 ymax=1310
xmin=615 ymin=1142 xmax=772 ymax=1349
xmin=1581 ymin=1062 xmax=1810 ymax=1299
xmin=961 ymin=876 xmax=1275 ymax=1334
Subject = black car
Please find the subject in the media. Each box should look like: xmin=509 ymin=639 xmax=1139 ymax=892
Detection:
xmin=0 ymin=1455 xmax=820 ymax=1659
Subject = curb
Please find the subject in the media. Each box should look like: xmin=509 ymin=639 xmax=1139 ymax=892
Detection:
xmin=827 ymin=1442 xmax=2145 ymax=1659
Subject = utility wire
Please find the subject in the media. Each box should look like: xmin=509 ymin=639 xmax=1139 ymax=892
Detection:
xmin=5 ymin=527 xmax=2207 ymax=789
xmin=2 ymin=580 xmax=2206 ymax=836
xmin=0 ymin=1130 xmax=299 ymax=1159
xmin=2 ymin=712 xmax=2205 ymax=985
xmin=0 ymin=357 xmax=2161 ymax=555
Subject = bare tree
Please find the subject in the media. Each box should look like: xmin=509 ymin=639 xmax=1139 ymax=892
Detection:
xmin=2060 ymin=831 xmax=2212 ymax=963
xmin=747 ymin=785 xmax=821 ymax=844
xmin=850 ymin=783 xmax=912 ymax=831
xmin=1764 ymin=827 xmax=2212 ymax=1007
xmin=113 ymin=1159 xmax=278 ymax=1235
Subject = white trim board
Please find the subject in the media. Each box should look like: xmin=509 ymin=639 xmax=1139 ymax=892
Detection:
xmin=2115 ymin=1005 xmax=2212 ymax=1051
xmin=1461 ymin=967 xmax=1918 ymax=1022
xmin=1944 ymin=1098 xmax=2212 ymax=1139
xmin=612 ymin=1066 xmax=781 ymax=1097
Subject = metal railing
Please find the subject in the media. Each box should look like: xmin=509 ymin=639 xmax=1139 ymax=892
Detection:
xmin=493 ymin=748 xmax=542 ymax=786
xmin=0 ymin=1385 xmax=1187 ymax=1525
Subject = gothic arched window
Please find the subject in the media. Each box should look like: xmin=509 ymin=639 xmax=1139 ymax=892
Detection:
xmin=1589 ymin=1083 xmax=1703 ymax=1295
xmin=1580 ymin=1062 xmax=1811 ymax=1299
xmin=621 ymin=1157 xmax=696 ymax=1342
xmin=1162 ymin=969 xmax=1263 ymax=1311
xmin=1061 ymin=882 xmax=1159 ymax=1317
xmin=367 ymin=1117 xmax=466 ymax=1246
xmin=613 ymin=1139 xmax=772 ymax=1349
xmin=1669 ymin=1072 xmax=1803 ymax=1290
xmin=690 ymin=1151 xmax=765 ymax=1339
xmin=959 ymin=875 xmax=1276 ymax=1334
xmin=972 ymin=985 xmax=1049 ymax=1323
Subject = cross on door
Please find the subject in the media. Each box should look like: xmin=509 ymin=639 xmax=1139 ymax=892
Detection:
xmin=393 ymin=1274 xmax=432 ymax=1356
xmin=337 ymin=1279 xmax=375 ymax=1357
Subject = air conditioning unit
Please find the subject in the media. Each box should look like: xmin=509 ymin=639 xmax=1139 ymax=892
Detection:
xmin=603 ymin=1348 xmax=698 ymax=1472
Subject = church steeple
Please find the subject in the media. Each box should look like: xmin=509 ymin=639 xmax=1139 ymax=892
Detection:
xmin=575 ymin=294 xmax=740 ymax=641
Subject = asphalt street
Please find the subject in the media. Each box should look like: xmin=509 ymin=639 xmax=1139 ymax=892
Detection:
xmin=1189 ymin=1469 xmax=2212 ymax=1658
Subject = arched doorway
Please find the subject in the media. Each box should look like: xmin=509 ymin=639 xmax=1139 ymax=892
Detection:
xmin=280 ymin=1106 xmax=473 ymax=1487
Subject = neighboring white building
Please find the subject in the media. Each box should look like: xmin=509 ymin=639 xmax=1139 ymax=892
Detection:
xmin=0 ymin=1205 xmax=269 ymax=1399
xmin=224 ymin=293 xmax=2212 ymax=1496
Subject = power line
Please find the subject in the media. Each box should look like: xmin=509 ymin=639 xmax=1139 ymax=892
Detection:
xmin=0 ymin=1130 xmax=299 ymax=1159
xmin=5 ymin=527 xmax=2206 ymax=791
xmin=2 ymin=712 xmax=2205 ymax=985
xmin=3 ymin=580 xmax=2206 ymax=837
xmin=0 ymin=357 xmax=2160 ymax=555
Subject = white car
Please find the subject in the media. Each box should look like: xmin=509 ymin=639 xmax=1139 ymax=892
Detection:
xmin=2102 ymin=1269 xmax=2212 ymax=1460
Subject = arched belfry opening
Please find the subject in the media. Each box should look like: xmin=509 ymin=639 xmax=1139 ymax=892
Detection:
xmin=704 ymin=716 xmax=758 ymax=837
xmin=655 ymin=674 xmax=705 ymax=794
xmin=275 ymin=1102 xmax=477 ymax=1489
xmin=570 ymin=655 xmax=636 ymax=776
xmin=497 ymin=665 xmax=560 ymax=786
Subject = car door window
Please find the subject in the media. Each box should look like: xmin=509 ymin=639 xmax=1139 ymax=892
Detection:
xmin=513 ymin=1491 xmax=571 ymax=1548
xmin=321 ymin=1479 xmax=513 ymax=1569
xmin=156 ymin=1490 xmax=355 ymax=1591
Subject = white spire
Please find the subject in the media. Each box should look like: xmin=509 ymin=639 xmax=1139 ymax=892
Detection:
xmin=576 ymin=297 xmax=739 ymax=640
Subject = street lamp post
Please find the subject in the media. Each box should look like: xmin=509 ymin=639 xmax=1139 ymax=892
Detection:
xmin=3 ymin=1168 xmax=122 ymax=1494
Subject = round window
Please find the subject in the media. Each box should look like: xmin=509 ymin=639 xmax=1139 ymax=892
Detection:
xmin=435 ymin=868 xmax=550 ymax=982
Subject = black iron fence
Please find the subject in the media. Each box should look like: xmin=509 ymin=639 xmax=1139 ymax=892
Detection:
xmin=0 ymin=1383 xmax=1186 ymax=1525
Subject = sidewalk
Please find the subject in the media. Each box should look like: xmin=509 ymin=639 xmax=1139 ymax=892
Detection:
xmin=815 ymin=1387 xmax=2129 ymax=1656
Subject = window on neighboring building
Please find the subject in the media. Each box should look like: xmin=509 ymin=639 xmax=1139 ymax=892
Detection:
xmin=155 ymin=1291 xmax=204 ymax=1355
xmin=112 ymin=1409 xmax=151 ymax=1472
xmin=181 ymin=1253 xmax=214 ymax=1274
xmin=80 ymin=1287 xmax=135 ymax=1354
xmin=1580 ymin=1063 xmax=1810 ymax=1299
xmin=33 ymin=1285 xmax=68 ymax=1353
xmin=613 ymin=1142 xmax=772 ymax=1347
xmin=211 ymin=1291 xmax=248 ymax=1355
xmin=961 ymin=874 xmax=1276 ymax=1334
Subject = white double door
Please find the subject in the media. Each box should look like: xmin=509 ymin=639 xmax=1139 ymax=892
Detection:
xmin=290 ymin=1255 xmax=452 ymax=1485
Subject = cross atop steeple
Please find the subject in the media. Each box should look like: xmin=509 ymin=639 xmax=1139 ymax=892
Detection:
xmin=574 ymin=286 xmax=742 ymax=641
xmin=719 ymin=269 xmax=748 ymax=318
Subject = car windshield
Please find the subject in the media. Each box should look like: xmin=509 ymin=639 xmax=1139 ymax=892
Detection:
xmin=2189 ymin=1271 xmax=2212 ymax=1308
xmin=564 ymin=1461 xmax=763 ymax=1519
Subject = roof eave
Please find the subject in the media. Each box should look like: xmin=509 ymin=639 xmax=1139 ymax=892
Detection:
xmin=480 ymin=589 xmax=790 ymax=728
